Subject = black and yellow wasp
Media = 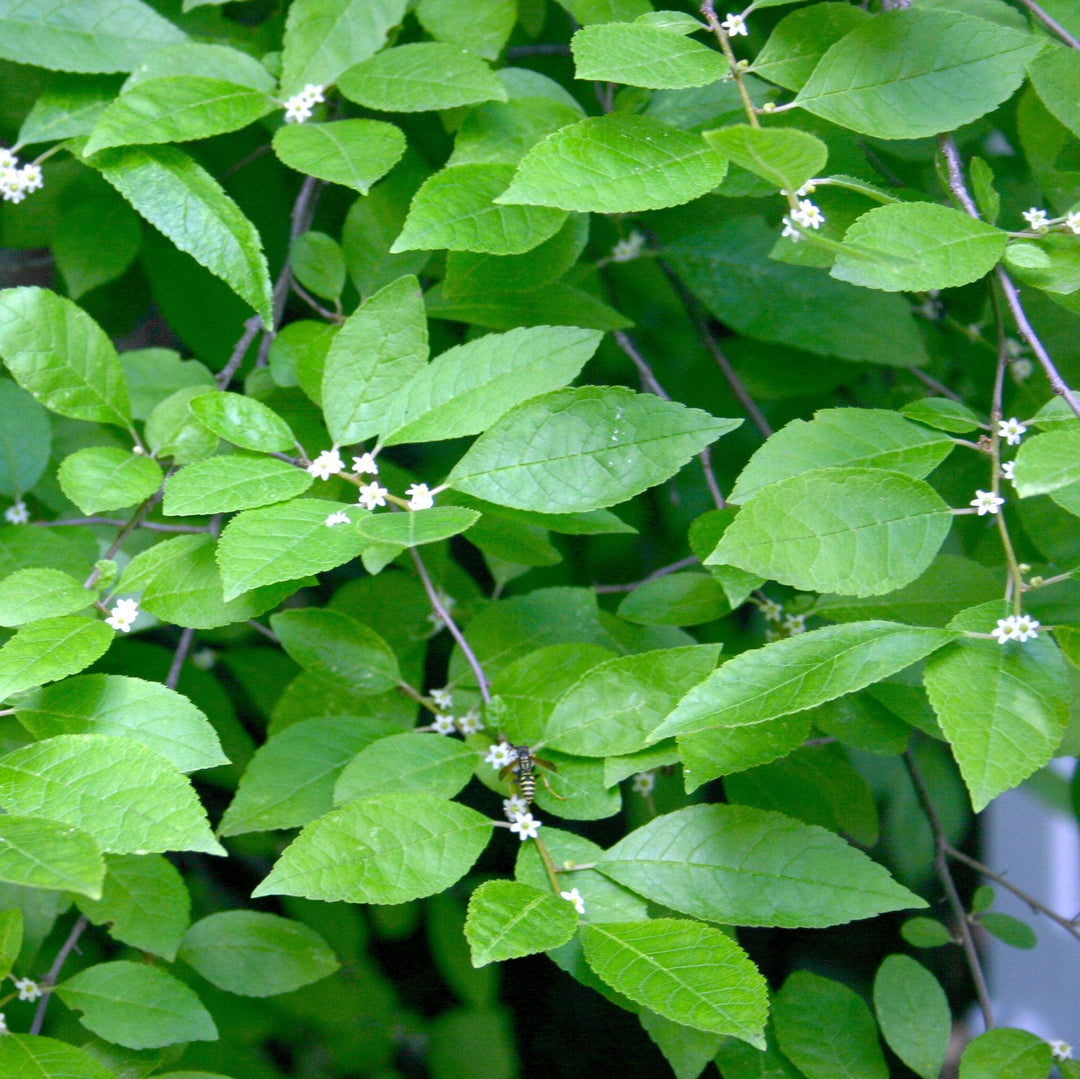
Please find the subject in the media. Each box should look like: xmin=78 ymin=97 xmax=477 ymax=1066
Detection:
xmin=499 ymin=744 xmax=566 ymax=806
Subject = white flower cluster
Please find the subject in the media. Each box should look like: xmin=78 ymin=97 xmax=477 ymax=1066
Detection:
xmin=105 ymin=598 xmax=139 ymax=633
xmin=432 ymin=707 xmax=484 ymax=736
xmin=283 ymin=84 xmax=325 ymax=124
xmin=781 ymin=197 xmax=825 ymax=243
xmin=610 ymin=231 xmax=646 ymax=263
xmin=306 ymin=448 xmax=437 ymax=512
xmin=1022 ymin=206 xmax=1080 ymax=235
xmin=485 ymin=741 xmax=518 ymax=769
xmin=0 ymin=146 xmax=43 ymax=205
xmin=991 ymin=614 xmax=1041 ymax=644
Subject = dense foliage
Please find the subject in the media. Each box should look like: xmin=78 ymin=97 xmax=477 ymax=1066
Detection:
xmin=0 ymin=0 xmax=1079 ymax=1076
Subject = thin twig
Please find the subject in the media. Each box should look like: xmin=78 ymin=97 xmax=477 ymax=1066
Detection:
xmin=36 ymin=518 xmax=209 ymax=533
xmin=506 ymin=43 xmax=573 ymax=56
xmin=1016 ymin=0 xmax=1080 ymax=50
xmin=246 ymin=619 xmax=279 ymax=643
xmin=166 ymin=627 xmax=195 ymax=690
xmin=291 ymin=280 xmax=343 ymax=322
xmin=700 ymin=1 xmax=760 ymax=128
xmin=83 ymin=485 xmax=168 ymax=590
xmin=29 ymin=913 xmax=89 ymax=1035
xmin=593 ymin=554 xmax=699 ymax=594
xmin=533 ymin=835 xmax=563 ymax=896
xmin=216 ymin=314 xmax=262 ymax=390
xmin=904 ymin=750 xmax=995 ymax=1030
xmin=907 ymin=366 xmax=964 ymax=402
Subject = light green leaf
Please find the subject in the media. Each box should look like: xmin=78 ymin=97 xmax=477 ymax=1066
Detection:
xmin=291 ymin=231 xmax=346 ymax=301
xmin=393 ymin=163 xmax=568 ymax=255
xmin=144 ymin=386 xmax=219 ymax=464
xmin=794 ymin=10 xmax=1040 ymax=139
xmin=339 ymin=42 xmax=508 ymax=113
xmin=54 ymin=195 xmax=143 ymax=300
xmin=216 ymin=497 xmax=366 ymax=600
xmin=1013 ymin=427 xmax=1080 ymax=496
xmin=596 ymin=804 xmax=925 ymax=927
xmin=273 ymin=119 xmax=406 ymax=194
xmin=0 ymin=815 xmax=103 ymax=898
xmin=121 ymin=348 xmax=214 ymax=421
xmin=14 ymin=673 xmax=228 ymax=773
xmin=121 ymin=41 xmax=277 ymax=93
xmin=832 ymin=202 xmax=1007 ymax=291
xmin=617 ymin=572 xmax=729 ymax=627
xmin=900 ymin=397 xmax=982 ymax=434
xmin=702 ymin=125 xmax=827 ymax=194
xmin=873 ymin=955 xmax=950 ymax=1079
xmin=179 ymin=911 xmax=338 ymax=997
xmin=252 ymin=792 xmax=493 ymax=904
xmin=188 ymin=392 xmax=295 ymax=453
xmin=18 ymin=74 xmax=121 ymax=146
xmin=416 ymin=0 xmax=516 ymax=62
xmin=57 ymin=447 xmax=162 ymax=515
xmin=581 ymin=919 xmax=767 ymax=1045
xmin=751 ymin=2 xmax=870 ymax=91
xmin=355 ymin=507 xmax=480 ymax=549
xmin=572 ymin=22 xmax=726 ymax=89
xmin=0 ymin=1035 xmax=119 ymax=1079
xmin=557 ymin=0 xmax=654 ymax=26
xmin=0 ymin=0 xmax=186 ymax=73
xmin=381 ymin=325 xmax=602 ymax=446
xmin=496 ymin=114 xmax=728 ymax=213
xmin=94 ymin=145 xmax=273 ymax=324
xmin=0 ymin=287 xmax=131 ymax=429
xmin=322 ymin=275 xmax=428 ymax=445
xmin=465 ymin=880 xmax=578 ymax=967
xmin=0 ymin=616 xmax=113 ymax=703
xmin=446 ymin=386 xmax=738 ymax=513
xmin=901 ymin=917 xmax=954 ymax=949
xmin=980 ymin=912 xmax=1037 ymax=949
xmin=0 ymin=379 xmax=50 ymax=498
xmin=0 ymin=525 xmax=99 ymax=579
xmin=0 ymin=568 xmax=91 ymax=627
xmin=164 ymin=455 xmax=313 ymax=516
xmin=57 ymin=961 xmax=217 ymax=1050
xmin=959 ymin=1028 xmax=1053 ymax=1079
xmin=334 ymin=731 xmax=479 ymax=804
xmin=0 ymin=734 xmax=224 ymax=855
xmin=1028 ymin=40 xmax=1080 ymax=141
xmin=449 ymin=95 xmax=584 ymax=168
xmin=678 ymin=714 xmax=812 ymax=791
xmin=708 ymin=468 xmax=953 ymax=597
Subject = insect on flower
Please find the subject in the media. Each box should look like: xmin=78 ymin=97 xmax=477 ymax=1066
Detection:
xmin=499 ymin=744 xmax=566 ymax=806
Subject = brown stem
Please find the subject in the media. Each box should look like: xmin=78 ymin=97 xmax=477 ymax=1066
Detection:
xmin=37 ymin=517 xmax=209 ymax=533
xmin=29 ymin=913 xmax=89 ymax=1035
xmin=216 ymin=314 xmax=262 ymax=390
xmin=593 ymin=554 xmax=699 ymax=594
xmin=83 ymin=482 xmax=169 ymax=590
xmin=166 ymin=626 xmax=195 ymax=691
xmin=907 ymin=366 xmax=964 ymax=402
xmin=1016 ymin=0 xmax=1080 ymax=50
xmin=700 ymin=1 xmax=760 ymax=128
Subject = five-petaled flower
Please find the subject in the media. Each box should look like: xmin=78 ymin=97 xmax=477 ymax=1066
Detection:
xmin=560 ymin=887 xmax=586 ymax=915
xmin=430 ymin=687 xmax=454 ymax=711
xmin=783 ymin=613 xmax=807 ymax=635
xmin=1050 ymin=1040 xmax=1073 ymax=1062
xmin=106 ymin=598 xmax=139 ymax=633
xmin=970 ymin=489 xmax=1005 ymax=516
xmin=1022 ymin=207 xmax=1049 ymax=231
xmin=4 ymin=500 xmax=28 ymax=525
xmin=431 ymin=713 xmax=456 ymax=735
xmin=509 ymin=811 xmax=541 ymax=840
xmin=503 ymin=794 xmax=529 ymax=818
xmin=611 ymin=231 xmax=646 ymax=263
xmin=357 ymin=482 xmax=388 ymax=511
xmin=758 ymin=597 xmax=783 ymax=622
xmin=324 ymin=510 xmax=350 ymax=527
xmin=720 ymin=12 xmax=747 ymax=36
xmin=352 ymin=452 xmax=378 ymax=475
xmin=1000 ymin=461 xmax=1015 ymax=482
xmin=457 ymin=708 xmax=484 ymax=735
xmin=1068 ymin=213 xmax=1080 ymax=236
xmin=406 ymin=483 xmax=434 ymax=510
xmin=780 ymin=216 xmax=802 ymax=242
xmin=283 ymin=84 xmax=325 ymax=124
xmin=991 ymin=614 xmax=1041 ymax=644
xmin=485 ymin=742 xmax=517 ymax=769
xmin=12 ymin=976 xmax=41 ymax=1002
xmin=307 ymin=448 xmax=344 ymax=480
xmin=631 ymin=772 xmax=655 ymax=796
xmin=997 ymin=417 xmax=1027 ymax=445
xmin=792 ymin=199 xmax=825 ymax=230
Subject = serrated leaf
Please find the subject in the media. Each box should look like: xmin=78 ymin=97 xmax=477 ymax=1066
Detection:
xmin=57 ymin=447 xmax=162 ymax=515
xmin=572 ymin=22 xmax=726 ymax=89
xmin=18 ymin=74 xmax=121 ymax=145
xmin=122 ymin=41 xmax=277 ymax=92
xmin=709 ymin=468 xmax=953 ymax=597
xmin=179 ymin=911 xmax=338 ymax=996
xmin=703 ymin=125 xmax=827 ymax=194
xmin=57 ymin=961 xmax=217 ymax=1050
xmin=0 ymin=815 xmax=103 ymax=898
xmin=1028 ymin=40 xmax=1080 ymax=141
xmin=596 ymin=804 xmax=925 ymax=928
xmin=416 ymin=0 xmax=516 ymax=61
xmin=1013 ymin=427 xmax=1080 ymax=496
xmin=0 ymin=734 xmax=224 ymax=855
xmin=355 ymin=507 xmax=480 ymax=549
xmin=121 ymin=349 xmax=213 ymax=421
xmin=752 ymin=2 xmax=870 ymax=91
xmin=900 ymin=397 xmax=982 ymax=433
xmin=164 ymin=455 xmax=313 ymax=515
xmin=446 ymin=386 xmax=738 ymax=513
xmin=581 ymin=919 xmax=767 ymax=1045
xmin=188 ymin=392 xmax=295 ymax=453
xmin=873 ymin=956 xmax=950 ymax=1079
xmin=0 ymin=568 xmax=91 ymax=627
xmin=0 ymin=1035 xmax=119 ymax=1079
xmin=959 ymin=1028 xmax=1052 ymax=1079
xmin=794 ymin=10 xmax=1040 ymax=139
xmin=0 ymin=287 xmax=131 ymax=428
xmin=273 ymin=119 xmax=406 ymax=194
xmin=93 ymin=145 xmax=273 ymax=324
xmin=0 ymin=616 xmax=113 ymax=703
xmin=496 ymin=114 xmax=728 ymax=213
xmin=465 ymin=880 xmax=578 ymax=967
xmin=15 ymin=673 xmax=228 ymax=773
xmin=252 ymin=792 xmax=493 ymax=904
xmin=334 ymin=731 xmax=478 ymax=804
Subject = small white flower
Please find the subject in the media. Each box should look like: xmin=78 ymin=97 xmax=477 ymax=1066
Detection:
xmin=783 ymin=613 xmax=807 ymax=635
xmin=796 ymin=182 xmax=816 ymax=198
xmin=13 ymin=976 xmax=41 ymax=1002
xmin=0 ymin=147 xmax=17 ymax=170
xmin=970 ymin=489 xmax=1005 ymax=516
xmin=430 ymin=687 xmax=454 ymax=710
xmin=485 ymin=742 xmax=517 ymax=769
xmin=631 ymin=772 xmax=655 ymax=796
xmin=991 ymin=617 xmax=1015 ymax=644
xmin=18 ymin=164 xmax=42 ymax=192
xmin=765 ymin=628 xmax=781 ymax=643
xmin=351 ymin=452 xmax=378 ymax=475
xmin=406 ymin=483 xmax=434 ymax=510
xmin=357 ymin=482 xmax=388 ymax=511
xmin=324 ymin=510 xmax=350 ymax=527
xmin=1050 ymin=1040 xmax=1073 ymax=1062
xmin=780 ymin=215 xmax=802 ymax=242
xmin=1067 ymin=213 xmax=1080 ymax=235
xmin=1022 ymin=207 xmax=1049 ymax=231
xmin=307 ymin=448 xmax=344 ymax=480
xmin=720 ymin=12 xmax=747 ymax=36
xmin=105 ymin=598 xmax=139 ymax=633
xmin=0 ymin=1012 xmax=7 ymax=1034
xmin=509 ymin=811 xmax=541 ymax=840
xmin=791 ymin=199 xmax=824 ymax=230
xmin=300 ymin=83 xmax=325 ymax=105
xmin=759 ymin=597 xmax=783 ymax=622
xmin=1000 ymin=461 xmax=1015 ymax=482
xmin=560 ymin=887 xmax=586 ymax=915
xmin=1012 ymin=614 xmax=1040 ymax=642
xmin=457 ymin=707 xmax=484 ymax=735
xmin=611 ymin=231 xmax=646 ymax=263
xmin=1010 ymin=357 xmax=1034 ymax=382
xmin=283 ymin=93 xmax=315 ymax=124
xmin=997 ymin=417 xmax=1027 ymax=446
xmin=503 ymin=794 xmax=529 ymax=818
xmin=432 ymin=713 xmax=456 ymax=735
xmin=4 ymin=500 xmax=28 ymax=525
xmin=1 ymin=170 xmax=26 ymax=203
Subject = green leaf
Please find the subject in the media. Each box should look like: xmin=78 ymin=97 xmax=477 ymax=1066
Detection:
xmin=57 ymin=447 xmax=162 ymax=515
xmin=571 ymin=22 xmax=726 ymax=89
xmin=144 ymin=386 xmax=219 ymax=464
xmin=322 ymin=275 xmax=428 ymax=445
xmin=381 ymin=325 xmax=602 ymax=446
xmin=872 ymin=956 xmax=950 ymax=1079
xmin=0 ymin=525 xmax=98 ymax=579
xmin=77 ymin=852 xmax=190 ymax=960
xmin=650 ymin=622 xmax=953 ymax=741
xmin=617 ymin=572 xmax=729 ymax=627
xmin=581 ymin=919 xmax=767 ymax=1045
xmin=0 ymin=568 xmax=91 ymax=627
xmin=120 ymin=41 xmax=277 ymax=92
xmin=18 ymin=74 xmax=121 ymax=145
xmin=0 ymin=379 xmax=50 ymax=498
xmin=54 ymin=194 xmax=143 ymax=300
xmin=14 ymin=673 xmax=228 ymax=773
xmin=708 ymin=468 xmax=953 ymax=597
xmin=0 ymin=616 xmax=113 ymax=703
xmin=179 ymin=911 xmax=338 ymax=997
xmin=216 ymin=497 xmax=366 ymax=600
xmin=164 ymin=455 xmax=313 ymax=515
xmin=596 ymin=803 xmax=925 ymax=928
xmin=900 ymin=397 xmax=982 ymax=434
xmin=544 ymin=644 xmax=719 ymax=756
xmin=273 ymin=119 xmax=406 ymax=195
xmin=1028 ymin=41 xmax=1080 ymax=141
xmin=57 ymin=961 xmax=217 ymax=1050
xmin=271 ymin=607 xmax=400 ymax=695
xmin=121 ymin=348 xmax=214 ymax=421
xmin=449 ymin=95 xmax=584 ymax=169
xmin=958 ymin=1028 xmax=1053 ymax=1079
xmin=496 ymin=114 xmax=728 ymax=213
xmin=1013 ymin=427 xmax=1080 ymax=496
xmin=794 ymin=10 xmax=1040 ymax=139
xmin=94 ymin=145 xmax=273 ymax=325
xmin=832 ymin=202 xmax=1008 ymax=292
xmin=280 ymin=0 xmax=408 ymax=96
xmin=465 ymin=880 xmax=578 ymax=967
xmin=356 ymin=507 xmax=480 ymax=549
xmin=0 ymin=908 xmax=20 ymax=984
xmin=84 ymin=77 xmax=272 ymax=155
xmin=678 ymin=715 xmax=812 ymax=791
xmin=291 ymin=231 xmax=346 ymax=301
xmin=703 ymin=125 xmax=827 ymax=195
xmin=0 ymin=1035 xmax=119 ymax=1079
xmin=339 ymin=43 xmax=508 ymax=112
xmin=219 ymin=715 xmax=390 ymax=836
xmin=0 ymin=734 xmax=225 ymax=855
xmin=447 ymin=386 xmax=738 ymax=513
xmin=252 ymin=792 xmax=493 ymax=904
xmin=0 ymin=287 xmax=131 ymax=429
xmin=901 ymin=917 xmax=954 ymax=948
xmin=393 ymin=163 xmax=568 ymax=255
xmin=188 ymin=392 xmax=295 ymax=453
xmin=334 ymin=731 xmax=479 ymax=804
xmin=0 ymin=0 xmax=186 ymax=73
xmin=0 ymin=815 xmax=103 ymax=898
xmin=752 ymin=2 xmax=870 ymax=92
xmin=773 ymin=970 xmax=887 ymax=1079
xmin=979 ymin=911 xmax=1037 ymax=949
xmin=416 ymin=0 xmax=515 ymax=61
